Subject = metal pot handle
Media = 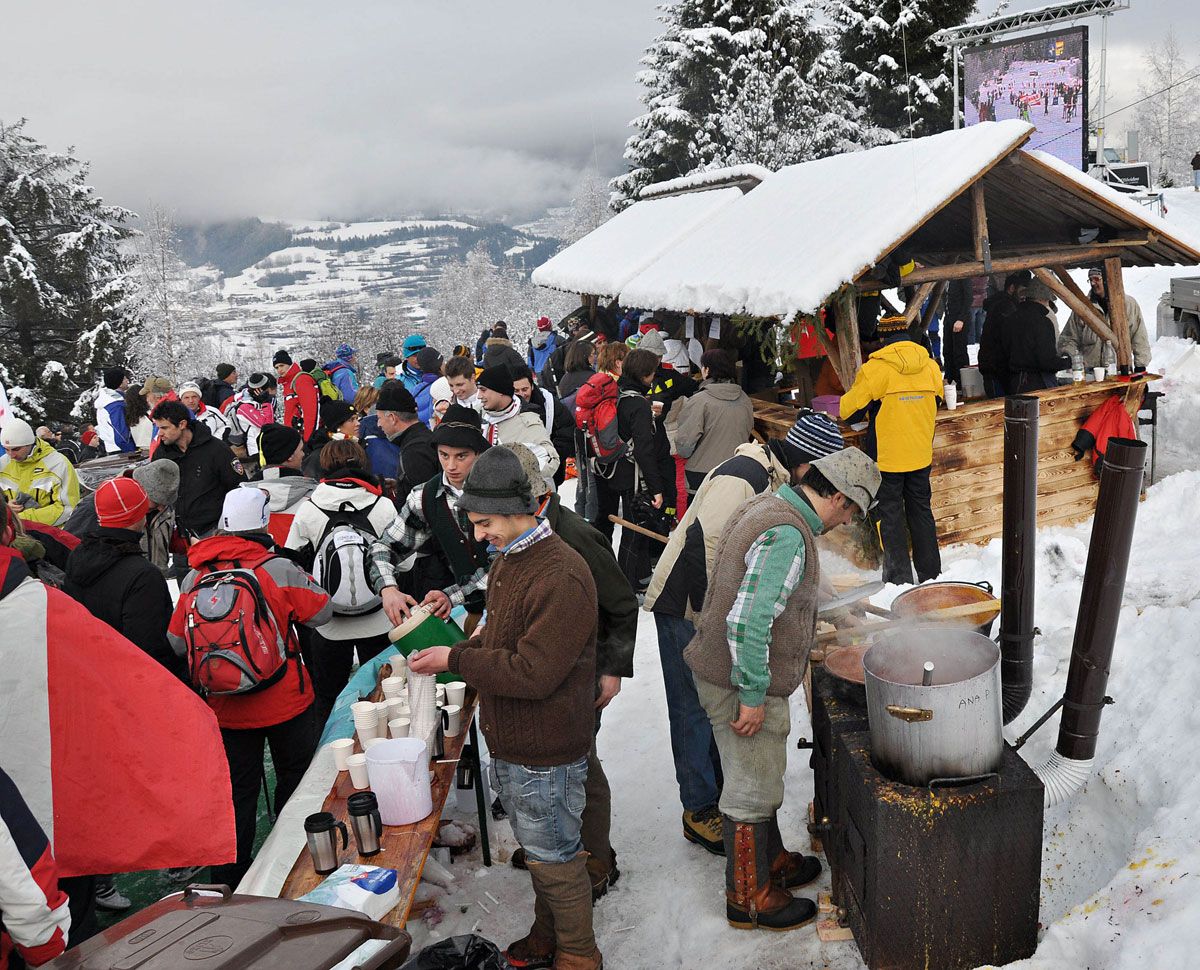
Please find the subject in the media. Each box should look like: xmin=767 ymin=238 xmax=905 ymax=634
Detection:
xmin=973 ymin=580 xmax=993 ymax=594
xmin=886 ymin=705 xmax=933 ymax=723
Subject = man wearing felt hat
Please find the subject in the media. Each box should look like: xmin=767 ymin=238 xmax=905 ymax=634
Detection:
xmin=684 ymin=447 xmax=881 ymax=934
xmin=368 ymin=404 xmax=492 ymax=631
xmin=840 ymin=314 xmax=945 ymax=586
xmin=408 ymin=446 xmax=603 ymax=970
xmin=1057 ymin=265 xmax=1150 ymax=371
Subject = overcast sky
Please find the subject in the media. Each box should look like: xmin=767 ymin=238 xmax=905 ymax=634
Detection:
xmin=1 ymin=1 xmax=1192 ymax=225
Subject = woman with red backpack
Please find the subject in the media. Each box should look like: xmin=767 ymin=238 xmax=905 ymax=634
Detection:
xmin=580 ymin=348 xmax=665 ymax=593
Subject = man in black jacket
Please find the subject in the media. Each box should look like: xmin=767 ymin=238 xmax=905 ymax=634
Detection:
xmin=943 ymin=277 xmax=974 ymax=389
xmin=374 ymin=381 xmax=438 ymax=504
xmin=1007 ymin=278 xmax=1071 ymax=392
xmin=151 ymin=400 xmax=245 ymax=539
xmin=511 ymin=364 xmax=574 ymax=487
xmin=64 ymin=477 xmax=180 ymax=678
xmin=978 ymin=271 xmax=1031 ymax=397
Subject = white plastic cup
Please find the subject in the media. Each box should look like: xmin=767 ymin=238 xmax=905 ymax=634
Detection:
xmin=375 ymin=701 xmax=390 ymax=732
xmin=386 ymin=698 xmax=409 ymax=722
xmin=381 ymin=676 xmax=405 ymax=699
xmin=444 ymin=681 xmax=467 ymax=707
xmin=389 ymin=717 xmax=411 ymax=739
xmin=1093 ymin=366 xmax=1106 ymax=382
xmin=330 ymin=738 xmax=355 ymax=771
xmin=443 ymin=704 xmax=463 ymax=737
xmin=350 ymin=701 xmax=375 ymax=719
xmin=347 ymin=753 xmax=370 ymax=789
xmin=363 ymin=737 xmax=386 ymax=751
xmin=943 ymin=382 xmax=958 ymax=410
xmin=356 ymin=721 xmax=379 ymax=743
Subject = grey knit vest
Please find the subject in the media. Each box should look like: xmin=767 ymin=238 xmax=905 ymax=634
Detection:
xmin=684 ymin=490 xmax=820 ymax=698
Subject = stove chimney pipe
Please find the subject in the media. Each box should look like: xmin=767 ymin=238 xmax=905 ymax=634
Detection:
xmin=1000 ymin=395 xmax=1039 ymax=724
xmin=1035 ymin=437 xmax=1146 ymax=807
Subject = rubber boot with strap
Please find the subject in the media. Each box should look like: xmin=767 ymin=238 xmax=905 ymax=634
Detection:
xmin=724 ymin=816 xmax=817 ymax=931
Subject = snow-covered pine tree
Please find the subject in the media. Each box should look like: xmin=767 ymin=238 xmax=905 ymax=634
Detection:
xmin=0 ymin=119 xmax=140 ymax=423
xmin=562 ymin=167 xmax=615 ymax=245
xmin=831 ymin=0 xmax=976 ymax=140
xmin=612 ymin=0 xmax=873 ymax=207
xmin=1134 ymin=30 xmax=1200 ymax=188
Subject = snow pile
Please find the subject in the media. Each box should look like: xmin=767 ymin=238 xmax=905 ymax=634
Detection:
xmin=619 ymin=120 xmax=1033 ymax=317
xmin=531 ymin=187 xmax=743 ymax=297
xmin=639 ymin=164 xmax=773 ymax=199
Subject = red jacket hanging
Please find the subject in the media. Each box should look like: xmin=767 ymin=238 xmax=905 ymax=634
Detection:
xmin=1070 ymin=394 xmax=1137 ymax=472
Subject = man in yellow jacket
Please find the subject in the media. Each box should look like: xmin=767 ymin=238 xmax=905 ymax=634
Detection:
xmin=839 ymin=317 xmax=944 ymax=585
xmin=0 ymin=419 xmax=81 ymax=527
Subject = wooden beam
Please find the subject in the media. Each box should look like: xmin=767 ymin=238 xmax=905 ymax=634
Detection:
xmin=836 ymin=286 xmax=862 ymax=382
xmin=807 ymin=314 xmax=847 ymax=390
xmin=916 ymin=282 xmax=947 ymax=343
xmin=904 ymin=244 xmax=1137 ymax=284
xmin=904 ymin=281 xmax=937 ymax=326
xmin=1104 ymin=256 xmax=1134 ymax=369
xmin=912 ymin=234 xmax=1152 ymax=265
xmin=1031 ymin=267 xmax=1117 ymax=346
xmin=971 ymin=182 xmax=990 ymax=270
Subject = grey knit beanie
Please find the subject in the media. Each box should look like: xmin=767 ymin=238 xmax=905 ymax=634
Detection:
xmin=132 ymin=459 xmax=181 ymax=506
xmin=457 ymin=446 xmax=538 ymax=515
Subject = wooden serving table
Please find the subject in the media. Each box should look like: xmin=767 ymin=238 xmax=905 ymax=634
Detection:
xmin=755 ymin=374 xmax=1156 ymax=559
xmin=279 ymin=689 xmax=491 ymax=928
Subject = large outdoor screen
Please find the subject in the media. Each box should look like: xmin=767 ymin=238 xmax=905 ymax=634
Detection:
xmin=963 ymin=26 xmax=1088 ymax=169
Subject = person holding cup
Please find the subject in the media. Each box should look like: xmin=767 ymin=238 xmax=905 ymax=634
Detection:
xmin=408 ymin=446 xmax=602 ymax=970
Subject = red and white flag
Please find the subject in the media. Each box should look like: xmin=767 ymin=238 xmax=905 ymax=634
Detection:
xmin=0 ymin=546 xmax=235 ymax=877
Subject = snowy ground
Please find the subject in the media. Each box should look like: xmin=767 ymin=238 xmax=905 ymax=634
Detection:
xmin=405 ymin=196 xmax=1200 ymax=965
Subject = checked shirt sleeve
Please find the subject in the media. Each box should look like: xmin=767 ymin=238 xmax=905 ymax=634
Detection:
xmin=368 ymin=490 xmax=433 ymax=592
xmin=726 ymin=525 xmax=806 ymax=708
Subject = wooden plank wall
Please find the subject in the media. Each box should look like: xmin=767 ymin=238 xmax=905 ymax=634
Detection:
xmin=753 ymin=376 xmax=1152 ymax=551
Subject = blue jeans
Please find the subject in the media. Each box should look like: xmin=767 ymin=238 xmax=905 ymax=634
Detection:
xmin=654 ymin=612 xmax=723 ymax=813
xmin=969 ymin=307 xmax=986 ymax=345
xmin=491 ymin=756 xmax=588 ymax=864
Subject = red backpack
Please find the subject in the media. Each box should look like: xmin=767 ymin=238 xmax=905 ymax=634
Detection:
xmin=574 ymin=373 xmax=638 ymax=467
xmin=180 ymin=564 xmax=292 ymax=696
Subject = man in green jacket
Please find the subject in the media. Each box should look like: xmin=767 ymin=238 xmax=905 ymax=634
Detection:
xmin=508 ymin=443 xmax=636 ymax=904
xmin=684 ymin=447 xmax=880 ymax=933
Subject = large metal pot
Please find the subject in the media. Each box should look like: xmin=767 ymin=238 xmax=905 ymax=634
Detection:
xmin=863 ymin=627 xmax=1003 ymax=787
xmin=890 ymin=580 xmax=999 ymax=637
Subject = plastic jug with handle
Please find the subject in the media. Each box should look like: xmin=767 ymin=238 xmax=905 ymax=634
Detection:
xmin=365 ymin=738 xmax=433 ymax=825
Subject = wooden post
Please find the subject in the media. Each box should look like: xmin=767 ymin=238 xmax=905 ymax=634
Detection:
xmin=971 ymin=182 xmax=991 ymax=273
xmin=904 ymin=281 xmax=938 ymax=326
xmin=807 ymin=314 xmax=846 ymax=390
xmin=917 ymin=281 xmax=947 ymax=342
xmin=1031 ymin=267 xmax=1118 ymax=346
xmin=837 ymin=286 xmax=862 ymax=383
xmin=903 ymin=243 xmax=1144 ymax=285
xmin=1104 ymin=257 xmax=1134 ymax=370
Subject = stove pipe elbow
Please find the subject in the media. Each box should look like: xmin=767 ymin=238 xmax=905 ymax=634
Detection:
xmin=1035 ymin=437 xmax=1147 ymax=808
xmin=1000 ymin=396 xmax=1039 ymax=724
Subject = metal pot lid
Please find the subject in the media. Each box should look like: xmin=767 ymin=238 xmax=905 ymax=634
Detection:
xmin=863 ymin=627 xmax=999 ymax=687
xmin=818 ymin=580 xmax=885 ymax=617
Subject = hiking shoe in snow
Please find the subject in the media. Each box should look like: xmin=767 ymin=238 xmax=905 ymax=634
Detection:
xmin=94 ymin=881 xmax=132 ymax=911
xmin=491 ymin=795 xmax=508 ymax=821
xmin=683 ymin=805 xmax=725 ymax=856
xmin=770 ymin=849 xmax=821 ymax=890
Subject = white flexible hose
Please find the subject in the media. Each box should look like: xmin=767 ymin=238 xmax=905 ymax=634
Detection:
xmin=1033 ymin=750 xmax=1095 ymax=808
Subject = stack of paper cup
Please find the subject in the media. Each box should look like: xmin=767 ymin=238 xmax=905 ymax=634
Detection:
xmin=386 ymin=697 xmax=410 ymax=723
xmin=381 ymin=676 xmax=405 ymax=700
xmin=435 ymin=685 xmax=446 ymax=708
xmin=389 ymin=717 xmax=411 ymax=739
xmin=408 ymin=670 xmax=439 ymax=749
xmin=352 ymin=701 xmax=379 ymax=741
xmin=375 ymin=701 xmax=391 ymax=734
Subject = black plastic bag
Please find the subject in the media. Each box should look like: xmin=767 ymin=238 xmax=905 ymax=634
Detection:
xmin=397 ymin=933 xmax=504 ymax=970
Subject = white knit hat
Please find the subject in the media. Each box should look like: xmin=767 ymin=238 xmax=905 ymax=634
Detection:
xmin=1 ymin=419 xmax=36 ymax=449
xmin=178 ymin=381 xmax=203 ymax=396
xmin=219 ymin=486 xmax=271 ymax=533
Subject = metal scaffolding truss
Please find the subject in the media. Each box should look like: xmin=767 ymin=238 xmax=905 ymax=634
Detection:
xmin=932 ymin=0 xmax=1130 ymax=47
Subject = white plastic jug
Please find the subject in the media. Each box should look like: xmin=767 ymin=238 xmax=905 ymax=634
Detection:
xmin=365 ymin=738 xmax=432 ymax=825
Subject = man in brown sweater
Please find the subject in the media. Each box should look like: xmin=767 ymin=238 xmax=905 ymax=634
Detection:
xmin=408 ymin=446 xmax=601 ymax=970
xmin=684 ymin=447 xmax=880 ymax=934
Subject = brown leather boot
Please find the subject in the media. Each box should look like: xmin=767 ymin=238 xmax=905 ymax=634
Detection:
xmin=724 ymin=817 xmax=817 ymax=931
xmin=527 ymin=855 xmax=603 ymax=970
xmin=766 ymin=814 xmax=821 ymax=890
xmin=586 ymin=850 xmax=620 ymax=901
xmin=504 ymin=884 xmax=556 ymax=969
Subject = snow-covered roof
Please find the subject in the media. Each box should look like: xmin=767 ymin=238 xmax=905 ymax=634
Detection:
xmin=530 ymin=186 xmax=744 ymax=297
xmin=620 ymin=120 xmax=1035 ymax=316
xmin=639 ymin=164 xmax=773 ymax=200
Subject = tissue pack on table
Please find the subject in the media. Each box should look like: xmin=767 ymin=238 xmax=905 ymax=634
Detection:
xmin=299 ymin=864 xmax=400 ymax=921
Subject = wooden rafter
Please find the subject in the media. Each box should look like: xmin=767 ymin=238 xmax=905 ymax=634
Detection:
xmin=1030 ymin=267 xmax=1117 ymax=346
xmin=917 ymin=282 xmax=947 ymax=341
xmin=912 ymin=234 xmax=1153 ymax=266
xmin=1104 ymin=256 xmax=1134 ymax=368
xmin=904 ymin=244 xmax=1138 ymax=285
xmin=971 ymin=182 xmax=990 ymax=271
xmin=904 ymin=281 xmax=938 ymax=326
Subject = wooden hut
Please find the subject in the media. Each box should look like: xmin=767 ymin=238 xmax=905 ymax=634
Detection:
xmin=534 ymin=121 xmax=1200 ymax=554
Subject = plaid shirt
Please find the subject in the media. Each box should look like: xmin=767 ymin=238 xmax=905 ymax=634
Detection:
xmin=367 ymin=476 xmax=490 ymax=607
xmin=725 ymin=485 xmax=823 ymax=707
xmin=498 ymin=518 xmax=552 ymax=557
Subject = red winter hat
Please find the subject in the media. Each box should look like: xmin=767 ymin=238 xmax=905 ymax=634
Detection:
xmin=639 ymin=320 xmax=661 ymax=335
xmin=95 ymin=477 xmax=150 ymax=529
xmin=536 ymin=316 xmax=552 ymax=331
